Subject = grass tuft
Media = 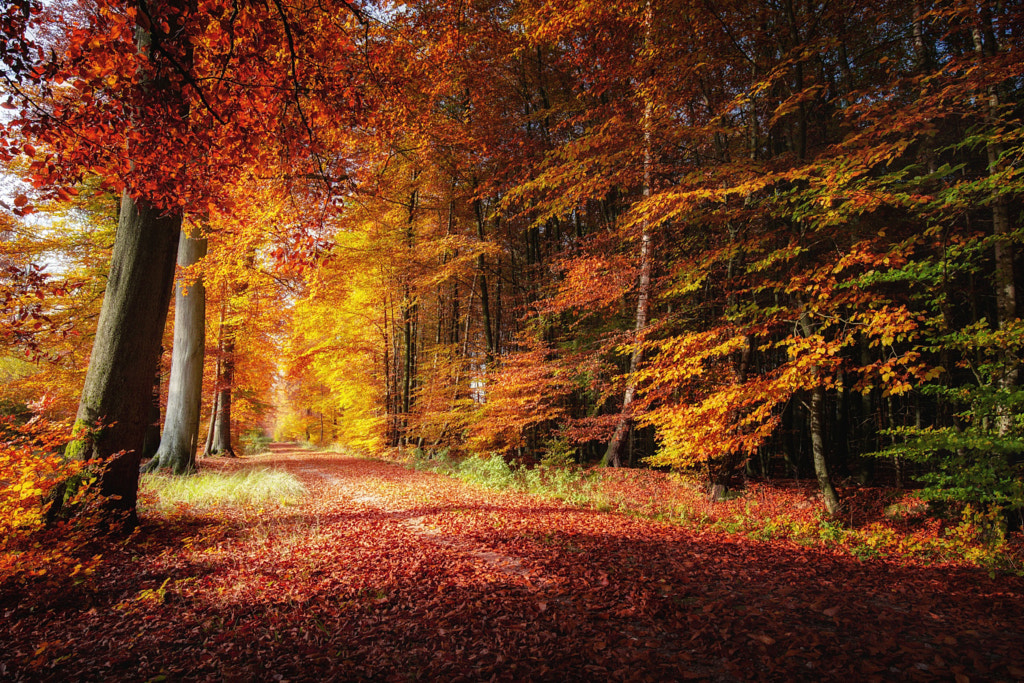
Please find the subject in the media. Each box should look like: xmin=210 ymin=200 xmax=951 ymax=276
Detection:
xmin=141 ymin=468 xmax=306 ymax=512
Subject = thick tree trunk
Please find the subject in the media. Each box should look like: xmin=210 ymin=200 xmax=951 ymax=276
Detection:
xmin=143 ymin=229 xmax=207 ymax=474
xmin=59 ymin=193 xmax=181 ymax=526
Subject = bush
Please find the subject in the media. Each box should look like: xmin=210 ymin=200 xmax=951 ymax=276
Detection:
xmin=457 ymin=453 xmax=517 ymax=489
xmin=240 ymin=429 xmax=272 ymax=456
xmin=870 ymin=321 xmax=1024 ymax=540
xmin=0 ymin=415 xmax=100 ymax=583
xmin=417 ymin=451 xmax=596 ymax=505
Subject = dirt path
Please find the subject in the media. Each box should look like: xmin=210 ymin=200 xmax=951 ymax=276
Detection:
xmin=2 ymin=444 xmax=1023 ymax=681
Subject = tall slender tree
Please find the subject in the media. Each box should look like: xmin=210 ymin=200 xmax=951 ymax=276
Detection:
xmin=143 ymin=226 xmax=208 ymax=474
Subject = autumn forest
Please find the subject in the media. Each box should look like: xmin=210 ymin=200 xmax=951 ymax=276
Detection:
xmin=2 ymin=0 xmax=1024 ymax=679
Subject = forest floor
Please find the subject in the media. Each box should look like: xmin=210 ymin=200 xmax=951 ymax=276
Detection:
xmin=2 ymin=443 xmax=1024 ymax=681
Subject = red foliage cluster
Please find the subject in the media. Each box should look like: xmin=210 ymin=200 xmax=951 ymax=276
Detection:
xmin=2 ymin=445 xmax=1022 ymax=681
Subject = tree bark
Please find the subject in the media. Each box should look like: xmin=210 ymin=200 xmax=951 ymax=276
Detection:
xmin=210 ymin=337 xmax=236 ymax=457
xmin=46 ymin=0 xmax=190 ymax=528
xmin=141 ymin=357 xmax=163 ymax=460
xmin=973 ymin=18 xmax=1018 ymax=435
xmin=143 ymin=228 xmax=207 ymax=474
xmin=799 ymin=309 xmax=842 ymax=516
xmin=808 ymin=384 xmax=842 ymax=515
xmin=60 ymin=193 xmax=182 ymax=526
xmin=203 ymin=298 xmax=226 ymax=456
xmin=203 ymin=388 xmax=218 ymax=456
xmin=474 ymin=197 xmax=494 ymax=365
xmin=401 ymin=188 xmax=419 ymax=444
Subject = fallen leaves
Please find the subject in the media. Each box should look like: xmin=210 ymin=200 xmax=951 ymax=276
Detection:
xmin=2 ymin=445 xmax=1023 ymax=681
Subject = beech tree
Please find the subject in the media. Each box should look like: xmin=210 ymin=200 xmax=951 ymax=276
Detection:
xmin=45 ymin=0 xmax=189 ymax=525
xmin=3 ymin=0 xmax=368 ymax=523
xmin=142 ymin=227 xmax=207 ymax=474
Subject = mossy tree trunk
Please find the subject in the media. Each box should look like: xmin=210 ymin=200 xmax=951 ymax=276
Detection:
xmin=64 ymin=193 xmax=182 ymax=526
xmin=143 ymin=228 xmax=207 ymax=475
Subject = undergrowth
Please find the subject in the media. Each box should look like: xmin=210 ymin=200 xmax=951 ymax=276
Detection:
xmin=240 ymin=429 xmax=273 ymax=456
xmin=412 ymin=448 xmax=596 ymax=505
xmin=408 ymin=450 xmax=1023 ymax=573
xmin=140 ymin=468 xmax=307 ymax=512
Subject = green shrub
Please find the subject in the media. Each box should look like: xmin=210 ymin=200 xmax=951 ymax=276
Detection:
xmin=240 ymin=429 xmax=273 ymax=456
xmin=457 ymin=453 xmax=517 ymax=489
xmin=869 ymin=322 xmax=1024 ymax=539
xmin=412 ymin=447 xmax=455 ymax=474
xmin=540 ymin=436 xmax=577 ymax=468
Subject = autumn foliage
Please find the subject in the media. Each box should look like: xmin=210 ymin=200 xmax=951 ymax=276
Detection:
xmin=2 ymin=0 xmax=1024 ymax=675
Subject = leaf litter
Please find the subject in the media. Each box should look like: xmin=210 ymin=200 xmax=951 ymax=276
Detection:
xmin=1 ymin=443 xmax=1023 ymax=681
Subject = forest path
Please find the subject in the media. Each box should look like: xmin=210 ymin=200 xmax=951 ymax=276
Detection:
xmin=273 ymin=444 xmax=536 ymax=582
xmin=3 ymin=444 xmax=1023 ymax=681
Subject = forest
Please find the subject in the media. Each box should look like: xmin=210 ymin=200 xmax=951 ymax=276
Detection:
xmin=1 ymin=0 xmax=1024 ymax=678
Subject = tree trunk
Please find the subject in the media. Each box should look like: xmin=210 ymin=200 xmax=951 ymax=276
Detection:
xmin=210 ymin=337 xmax=236 ymax=457
xmin=799 ymin=309 xmax=842 ymax=516
xmin=808 ymin=384 xmax=842 ymax=516
xmin=141 ymin=357 xmax=163 ymax=460
xmin=401 ymin=187 xmax=418 ymax=445
xmin=59 ymin=193 xmax=181 ymax=526
xmin=604 ymin=0 xmax=654 ymax=468
xmin=143 ymin=228 xmax=207 ymax=474
xmin=474 ymin=197 xmax=494 ymax=364
xmin=203 ymin=300 xmax=226 ymax=456
xmin=46 ymin=0 xmax=190 ymax=529
xmin=203 ymin=388 xmax=218 ymax=456
xmin=973 ymin=19 xmax=1018 ymax=435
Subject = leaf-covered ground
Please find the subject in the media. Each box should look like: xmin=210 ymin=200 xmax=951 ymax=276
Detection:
xmin=2 ymin=444 xmax=1023 ymax=681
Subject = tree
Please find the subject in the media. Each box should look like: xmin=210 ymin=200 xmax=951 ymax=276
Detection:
xmin=48 ymin=0 xmax=190 ymax=526
xmin=142 ymin=226 xmax=207 ymax=474
xmin=62 ymin=195 xmax=181 ymax=523
xmin=603 ymin=0 xmax=654 ymax=469
xmin=5 ymin=0 xmax=370 ymax=523
xmin=208 ymin=333 xmax=236 ymax=458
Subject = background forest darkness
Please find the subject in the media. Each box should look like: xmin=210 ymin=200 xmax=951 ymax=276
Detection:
xmin=2 ymin=0 xmax=1024 ymax=523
